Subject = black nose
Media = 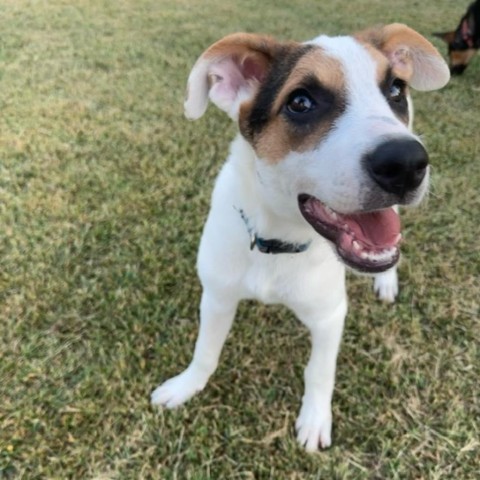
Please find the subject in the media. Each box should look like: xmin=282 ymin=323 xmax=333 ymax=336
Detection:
xmin=365 ymin=139 xmax=429 ymax=197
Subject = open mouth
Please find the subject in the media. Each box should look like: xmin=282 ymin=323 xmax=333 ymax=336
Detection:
xmin=298 ymin=194 xmax=401 ymax=273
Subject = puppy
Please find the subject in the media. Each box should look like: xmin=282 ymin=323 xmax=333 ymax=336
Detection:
xmin=152 ymin=24 xmax=449 ymax=451
xmin=434 ymin=0 xmax=480 ymax=74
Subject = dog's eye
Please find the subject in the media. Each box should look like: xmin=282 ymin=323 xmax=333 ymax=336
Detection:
xmin=389 ymin=79 xmax=406 ymax=102
xmin=286 ymin=90 xmax=316 ymax=114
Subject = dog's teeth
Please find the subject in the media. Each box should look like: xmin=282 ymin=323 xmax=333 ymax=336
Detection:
xmin=352 ymin=240 xmax=361 ymax=251
xmin=359 ymin=247 xmax=397 ymax=263
xmin=324 ymin=206 xmax=338 ymax=220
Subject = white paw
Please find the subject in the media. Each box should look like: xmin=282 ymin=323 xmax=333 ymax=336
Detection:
xmin=295 ymin=395 xmax=332 ymax=452
xmin=151 ymin=365 xmax=208 ymax=409
xmin=373 ymin=268 xmax=398 ymax=303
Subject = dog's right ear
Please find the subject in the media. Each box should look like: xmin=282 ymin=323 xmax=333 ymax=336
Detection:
xmin=433 ymin=31 xmax=456 ymax=44
xmin=184 ymin=33 xmax=279 ymax=121
xmin=360 ymin=23 xmax=451 ymax=91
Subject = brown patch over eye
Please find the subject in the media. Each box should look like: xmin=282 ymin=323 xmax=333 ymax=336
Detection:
xmin=362 ymin=43 xmax=391 ymax=83
xmin=239 ymin=48 xmax=346 ymax=163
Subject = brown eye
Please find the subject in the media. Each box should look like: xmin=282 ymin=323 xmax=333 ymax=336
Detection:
xmin=286 ymin=90 xmax=316 ymax=114
xmin=389 ymin=78 xmax=406 ymax=102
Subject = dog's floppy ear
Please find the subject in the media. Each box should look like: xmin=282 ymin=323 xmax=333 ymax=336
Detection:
xmin=433 ymin=31 xmax=456 ymax=45
xmin=361 ymin=23 xmax=450 ymax=91
xmin=184 ymin=33 xmax=279 ymax=120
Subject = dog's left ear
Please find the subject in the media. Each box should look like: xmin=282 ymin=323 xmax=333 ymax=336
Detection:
xmin=184 ymin=33 xmax=281 ymax=120
xmin=361 ymin=23 xmax=450 ymax=91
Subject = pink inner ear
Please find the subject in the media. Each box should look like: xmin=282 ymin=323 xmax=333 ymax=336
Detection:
xmin=208 ymin=54 xmax=266 ymax=113
xmin=242 ymin=56 xmax=266 ymax=82
xmin=389 ymin=47 xmax=413 ymax=81
xmin=209 ymin=57 xmax=250 ymax=106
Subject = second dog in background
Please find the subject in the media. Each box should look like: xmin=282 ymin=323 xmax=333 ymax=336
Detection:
xmin=434 ymin=0 xmax=480 ymax=74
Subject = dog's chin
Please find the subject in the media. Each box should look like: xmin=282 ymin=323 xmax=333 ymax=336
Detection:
xmin=298 ymin=194 xmax=401 ymax=273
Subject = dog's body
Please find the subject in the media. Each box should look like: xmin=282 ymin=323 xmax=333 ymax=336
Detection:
xmin=435 ymin=0 xmax=480 ymax=74
xmin=153 ymin=25 xmax=449 ymax=451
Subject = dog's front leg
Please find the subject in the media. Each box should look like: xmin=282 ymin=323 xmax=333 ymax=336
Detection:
xmin=294 ymin=300 xmax=347 ymax=451
xmin=151 ymin=290 xmax=238 ymax=408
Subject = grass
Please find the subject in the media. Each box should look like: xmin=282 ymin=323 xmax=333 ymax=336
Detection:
xmin=0 ymin=0 xmax=478 ymax=478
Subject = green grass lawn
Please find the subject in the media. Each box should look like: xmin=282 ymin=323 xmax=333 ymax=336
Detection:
xmin=0 ymin=0 xmax=479 ymax=478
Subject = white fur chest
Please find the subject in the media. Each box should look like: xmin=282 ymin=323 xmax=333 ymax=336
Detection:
xmin=240 ymin=244 xmax=345 ymax=311
xmin=242 ymin=253 xmax=299 ymax=304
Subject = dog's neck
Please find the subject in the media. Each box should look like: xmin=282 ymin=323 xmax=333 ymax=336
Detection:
xmin=229 ymin=135 xmax=316 ymax=249
xmin=237 ymin=207 xmax=311 ymax=254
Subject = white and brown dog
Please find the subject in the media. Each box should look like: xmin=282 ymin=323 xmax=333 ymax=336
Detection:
xmin=152 ymin=24 xmax=449 ymax=451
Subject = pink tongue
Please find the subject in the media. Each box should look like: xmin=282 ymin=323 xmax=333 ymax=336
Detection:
xmin=344 ymin=208 xmax=400 ymax=247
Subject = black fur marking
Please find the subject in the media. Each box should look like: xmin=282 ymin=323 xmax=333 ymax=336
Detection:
xmin=380 ymin=68 xmax=409 ymax=125
xmin=241 ymin=44 xmax=314 ymax=141
xmin=281 ymin=74 xmax=345 ymax=131
xmin=450 ymin=0 xmax=480 ymax=51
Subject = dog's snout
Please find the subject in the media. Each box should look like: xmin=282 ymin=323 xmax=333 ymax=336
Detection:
xmin=366 ymin=139 xmax=429 ymax=197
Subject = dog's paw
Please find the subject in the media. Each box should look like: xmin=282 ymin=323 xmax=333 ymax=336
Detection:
xmin=373 ymin=268 xmax=398 ymax=303
xmin=151 ymin=366 xmax=208 ymax=409
xmin=295 ymin=396 xmax=332 ymax=452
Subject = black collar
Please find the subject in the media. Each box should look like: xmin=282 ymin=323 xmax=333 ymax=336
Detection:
xmin=238 ymin=208 xmax=310 ymax=254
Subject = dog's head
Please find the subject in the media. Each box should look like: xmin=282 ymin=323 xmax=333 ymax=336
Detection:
xmin=185 ymin=24 xmax=449 ymax=273
xmin=434 ymin=3 xmax=479 ymax=74
xmin=434 ymin=29 xmax=478 ymax=75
